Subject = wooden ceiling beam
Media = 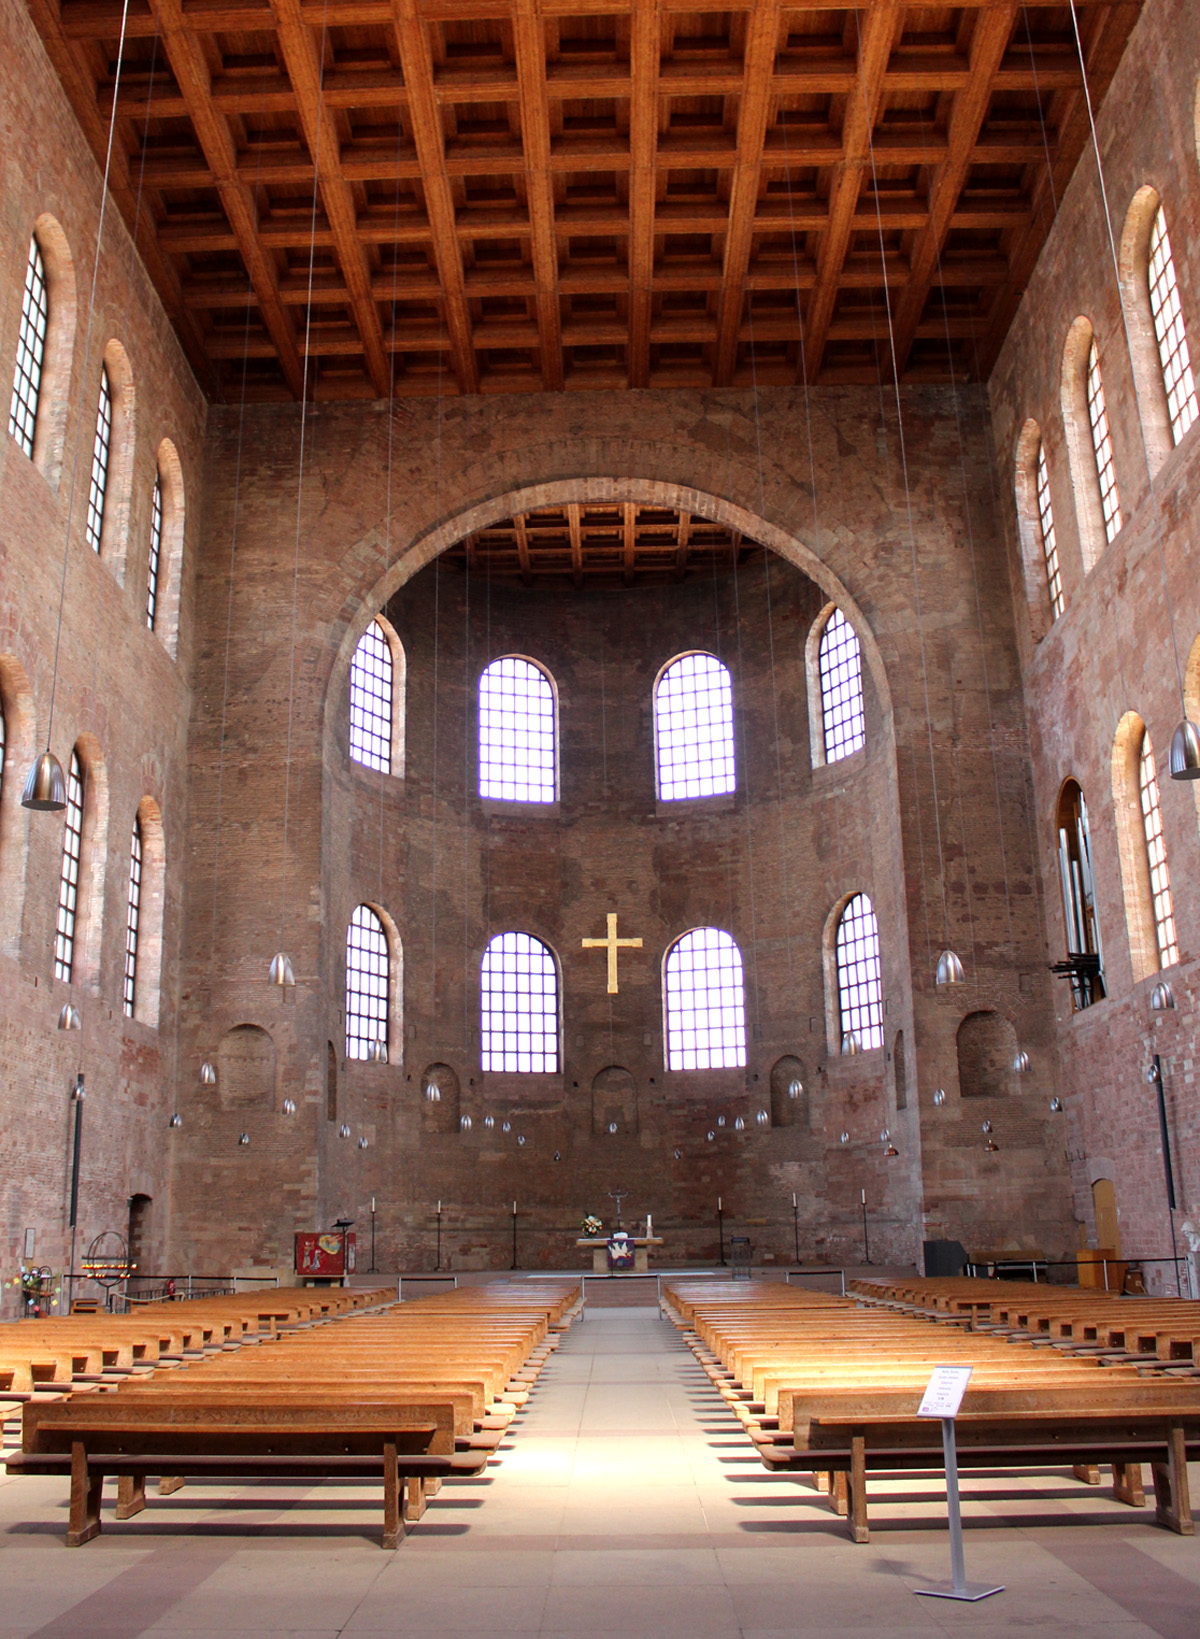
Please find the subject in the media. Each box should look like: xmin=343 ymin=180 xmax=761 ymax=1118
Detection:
xmin=514 ymin=512 xmax=533 ymax=583
xmin=622 ymin=501 xmax=637 ymax=586
xmin=513 ymin=0 xmax=563 ymax=391
xmin=674 ymin=510 xmax=691 ymax=578
xmin=567 ymin=502 xmax=584 ymax=588
xmin=627 ymin=0 xmax=660 ymax=388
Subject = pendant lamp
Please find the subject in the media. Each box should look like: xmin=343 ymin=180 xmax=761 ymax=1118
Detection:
xmin=1169 ymin=718 xmax=1200 ymax=780
xmin=1012 ymin=1049 xmax=1031 ymax=1074
xmin=58 ymin=1002 xmax=81 ymax=1030
xmin=200 ymin=1059 xmax=217 ymax=1086
xmin=935 ymin=949 xmax=965 ymax=986
xmin=932 ymin=1087 xmax=947 ymax=1107
xmin=268 ymin=952 xmax=295 ymax=987
xmin=841 ymin=1031 xmax=861 ymax=1055
xmin=22 ymin=751 xmax=67 ymax=812
xmin=367 ymin=1036 xmax=388 ymax=1063
xmin=1150 ymin=981 xmax=1176 ymax=1011
xmin=168 ymin=1112 xmax=182 ymax=1129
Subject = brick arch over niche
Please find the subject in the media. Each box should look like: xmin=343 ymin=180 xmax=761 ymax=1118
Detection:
xmin=591 ymin=1065 xmax=638 ymax=1136
xmin=956 ymin=1011 xmax=1017 ymax=1101
xmin=216 ymin=1024 xmax=275 ymax=1110
xmin=770 ymin=1055 xmax=809 ymax=1130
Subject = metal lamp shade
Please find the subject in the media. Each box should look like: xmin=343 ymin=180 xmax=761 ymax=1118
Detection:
xmin=935 ymin=949 xmax=966 ymax=986
xmin=1168 ymin=717 xmax=1200 ymax=780
xmin=367 ymin=1037 xmax=388 ymax=1064
xmin=841 ymin=1030 xmax=861 ymax=1055
xmin=268 ymin=952 xmax=295 ymax=986
xmin=199 ymin=1059 xmax=217 ymax=1086
xmin=1012 ymin=1049 xmax=1031 ymax=1073
xmin=58 ymin=1002 xmax=81 ymax=1030
xmin=22 ymin=750 xmax=67 ymax=811
xmin=1150 ymin=980 xmax=1176 ymax=1011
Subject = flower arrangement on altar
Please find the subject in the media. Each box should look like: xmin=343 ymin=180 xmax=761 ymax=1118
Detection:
xmin=581 ymin=1214 xmax=603 ymax=1237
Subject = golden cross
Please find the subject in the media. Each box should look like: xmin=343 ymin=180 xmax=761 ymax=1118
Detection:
xmin=581 ymin=913 xmax=644 ymax=995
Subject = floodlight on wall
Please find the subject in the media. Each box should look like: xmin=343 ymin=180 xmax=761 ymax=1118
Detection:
xmin=281 ymin=1097 xmax=296 ymax=1116
xmin=200 ymin=1059 xmax=217 ymax=1086
xmin=1049 ymin=1096 xmax=1064 ymax=1114
xmin=238 ymin=1132 xmax=250 ymax=1146
xmin=425 ymin=1080 xmax=441 ymax=1102
xmin=932 ymin=1087 xmax=947 ymax=1107
xmin=1150 ymin=981 xmax=1177 ymax=1011
xmin=268 ymin=952 xmax=295 ymax=987
xmin=1168 ymin=718 xmax=1200 ymax=780
xmin=459 ymin=1114 xmax=472 ymax=1133
xmin=982 ymin=1120 xmax=998 ymax=1153
xmin=21 ymin=751 xmax=67 ymax=812
xmin=787 ymin=1077 xmax=804 ymax=1099
xmin=367 ymin=1037 xmax=388 ymax=1064
xmin=841 ymin=1031 xmax=861 ymax=1056
xmin=1013 ymin=1049 xmax=1031 ymax=1074
xmin=935 ymin=949 xmax=966 ymax=987
xmin=58 ymin=1003 xmax=81 ymax=1031
xmin=168 ymin=1112 xmax=182 ymax=1129
xmin=339 ymin=1123 xmax=351 ymax=1139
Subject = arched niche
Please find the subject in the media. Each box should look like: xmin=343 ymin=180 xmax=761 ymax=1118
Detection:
xmin=98 ymin=338 xmax=136 ymax=581
xmin=132 ymin=795 xmax=166 ymax=1028
xmin=956 ymin=1011 xmax=1016 ymax=1101
xmin=1110 ymin=710 xmax=1159 ymax=985
xmin=216 ymin=1024 xmax=276 ymax=1110
xmin=0 ymin=652 xmax=36 ymax=957
xmin=71 ymin=731 xmax=110 ymax=995
xmin=1013 ymin=417 xmax=1054 ymax=640
xmin=1060 ymin=314 xmax=1108 ymax=574
xmin=154 ymin=437 xmax=186 ymax=659
xmin=31 ymin=213 xmax=77 ymax=488
xmin=1118 ymin=185 xmax=1174 ymax=474
xmin=421 ymin=1062 xmax=459 ymax=1133
xmin=591 ymin=1065 xmax=638 ymax=1135
xmin=770 ymin=1054 xmax=809 ymax=1129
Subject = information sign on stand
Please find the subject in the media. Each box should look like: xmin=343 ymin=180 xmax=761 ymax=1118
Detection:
xmin=913 ymin=1366 xmax=1005 ymax=1604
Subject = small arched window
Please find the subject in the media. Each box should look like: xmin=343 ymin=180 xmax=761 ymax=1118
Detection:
xmin=146 ymin=473 xmax=163 ymax=629
xmin=85 ymin=367 xmax=112 ymax=552
xmin=1056 ymin=779 xmax=1105 ymax=1009
xmin=9 ymin=237 xmax=48 ymax=458
xmin=481 ymin=931 xmax=559 ymax=1072
xmin=1138 ymin=729 xmax=1178 ymax=968
xmin=663 ymin=927 xmax=746 ymax=1071
xmin=1086 ymin=338 xmax=1122 ymax=544
xmin=345 ymin=904 xmax=390 ymax=1060
xmin=349 ymin=620 xmax=394 ymax=774
xmin=54 ymin=750 xmax=84 ymax=982
xmin=479 ymin=656 xmax=556 ymax=802
xmin=835 ymin=893 xmax=883 ymax=1051
xmin=654 ymin=652 xmax=735 ymax=800
xmin=818 ymin=609 xmax=866 ymax=761
xmin=1147 ymin=206 xmax=1198 ymax=446
xmin=123 ymin=817 xmax=142 ymax=1017
xmin=1036 ymin=442 xmax=1064 ymax=621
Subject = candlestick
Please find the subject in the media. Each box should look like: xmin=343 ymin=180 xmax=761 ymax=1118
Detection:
xmin=791 ymin=1191 xmax=797 ymax=1208
xmin=437 ymin=1199 xmax=441 ymax=1214
xmin=512 ymin=1200 xmax=517 ymax=1215
xmin=371 ymin=1197 xmax=375 ymax=1214
xmin=718 ymin=1196 xmax=722 ymax=1210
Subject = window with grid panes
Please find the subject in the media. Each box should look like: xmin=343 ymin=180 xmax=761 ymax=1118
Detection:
xmin=146 ymin=474 xmax=162 ymax=629
xmin=123 ymin=819 xmax=142 ymax=1018
xmin=835 ymin=894 xmax=884 ymax=1051
xmin=1036 ymin=442 xmax=1064 ymax=620
xmin=1137 ymin=729 xmax=1178 ymax=968
xmin=818 ymin=610 xmax=866 ymax=761
xmin=1086 ymin=338 xmax=1122 ymax=543
xmin=85 ymin=369 xmax=111 ymax=552
xmin=664 ymin=927 xmax=747 ymax=1071
xmin=1147 ymin=208 xmax=1198 ymax=446
xmin=54 ymin=751 xmax=84 ymax=982
xmin=348 ymin=621 xmax=393 ymax=774
xmin=481 ymin=932 xmax=558 ymax=1073
xmin=9 ymin=238 xmax=48 ymax=458
xmin=654 ymin=652 xmax=736 ymax=800
xmin=479 ymin=656 xmax=556 ymax=802
xmin=345 ymin=905 xmax=389 ymax=1060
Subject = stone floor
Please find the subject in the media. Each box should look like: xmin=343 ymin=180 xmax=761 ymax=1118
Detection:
xmin=1 ymin=1304 xmax=1198 ymax=1637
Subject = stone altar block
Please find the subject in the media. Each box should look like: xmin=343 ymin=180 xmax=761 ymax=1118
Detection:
xmin=575 ymin=1237 xmax=663 ymax=1273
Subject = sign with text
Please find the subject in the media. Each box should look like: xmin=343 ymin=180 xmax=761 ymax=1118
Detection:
xmin=917 ymin=1365 xmax=973 ymax=1419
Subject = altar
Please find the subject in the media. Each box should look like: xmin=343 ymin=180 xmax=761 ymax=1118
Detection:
xmin=575 ymin=1236 xmax=663 ymax=1274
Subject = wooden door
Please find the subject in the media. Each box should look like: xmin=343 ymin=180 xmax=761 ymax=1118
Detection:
xmin=1092 ymin=1178 xmax=1121 ymax=1256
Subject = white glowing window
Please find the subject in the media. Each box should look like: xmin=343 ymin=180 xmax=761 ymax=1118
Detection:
xmin=55 ymin=751 xmax=84 ymax=982
xmin=345 ymin=904 xmax=389 ymax=1060
xmin=349 ymin=620 xmax=393 ymax=774
xmin=654 ymin=652 xmax=735 ymax=800
xmin=146 ymin=474 xmax=162 ymax=629
xmin=664 ymin=927 xmax=746 ymax=1071
xmin=123 ymin=819 xmax=142 ymax=1018
xmin=85 ymin=368 xmax=111 ymax=552
xmin=479 ymin=656 xmax=556 ymax=802
xmin=1138 ymin=730 xmax=1178 ymax=968
xmin=481 ymin=932 xmax=559 ymax=1073
xmin=835 ymin=894 xmax=884 ymax=1051
xmin=1086 ymin=338 xmax=1122 ymax=544
xmin=1036 ymin=442 xmax=1064 ymax=621
xmin=9 ymin=238 xmax=48 ymax=459
xmin=1148 ymin=208 xmax=1198 ymax=446
xmin=818 ymin=610 xmax=866 ymax=761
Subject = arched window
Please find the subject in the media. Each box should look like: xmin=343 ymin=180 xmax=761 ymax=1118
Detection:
xmin=54 ymin=751 xmax=84 ymax=981
xmin=9 ymin=237 xmax=48 ymax=458
xmin=1056 ymin=779 xmax=1105 ymax=1010
xmin=85 ymin=368 xmax=112 ymax=552
xmin=481 ymin=931 xmax=559 ymax=1072
xmin=123 ymin=818 xmax=142 ymax=1017
xmin=654 ymin=652 xmax=735 ymax=800
xmin=1086 ymin=338 xmax=1122 ymax=545
xmin=479 ymin=656 xmax=556 ymax=802
xmin=818 ymin=609 xmax=866 ymax=761
xmin=0 ymin=693 xmax=5 ymax=806
xmin=663 ymin=927 xmax=746 ymax=1071
xmin=834 ymin=894 xmax=883 ymax=1051
xmin=345 ymin=904 xmax=389 ymax=1060
xmin=1138 ymin=730 xmax=1178 ymax=968
xmin=1036 ymin=441 xmax=1064 ymax=621
xmin=1147 ymin=206 xmax=1198 ymax=446
xmin=349 ymin=620 xmax=394 ymax=774
xmin=146 ymin=473 xmax=163 ymax=629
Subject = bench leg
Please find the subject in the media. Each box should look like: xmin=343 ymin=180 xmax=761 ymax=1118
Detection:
xmin=382 ymin=1442 xmax=403 ymax=1550
xmin=1072 ymin=1463 xmax=1101 ymax=1486
xmin=809 ymin=1470 xmax=831 ymax=1495
xmin=158 ymin=1475 xmax=185 ymax=1496
xmin=830 ymin=1471 xmax=848 ymax=1516
xmin=116 ymin=1473 xmax=147 ymax=1520
xmin=404 ymin=1474 xmax=427 ymax=1522
xmin=67 ymin=1443 xmax=102 ymax=1547
xmin=1112 ymin=1461 xmax=1146 ymax=1508
xmin=1152 ymin=1426 xmax=1195 ymax=1536
xmin=846 ymin=1438 xmax=869 ymax=1544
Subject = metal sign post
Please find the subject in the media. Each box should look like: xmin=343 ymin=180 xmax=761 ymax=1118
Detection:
xmin=914 ymin=1366 xmax=1004 ymax=1603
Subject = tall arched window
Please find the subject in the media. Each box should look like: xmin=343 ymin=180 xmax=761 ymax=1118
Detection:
xmin=123 ymin=818 xmax=142 ymax=1017
xmin=818 ymin=609 xmax=866 ymax=761
xmin=479 ymin=656 xmax=556 ymax=802
xmin=1138 ymin=730 xmax=1178 ymax=968
xmin=9 ymin=237 xmax=48 ymax=458
xmin=1148 ymin=206 xmax=1198 ymax=446
xmin=349 ymin=620 xmax=394 ymax=774
xmin=654 ymin=652 xmax=735 ymax=800
xmin=85 ymin=368 xmax=112 ymax=552
xmin=146 ymin=473 xmax=163 ymax=629
xmin=1036 ymin=442 xmax=1064 ymax=621
xmin=345 ymin=904 xmax=389 ymax=1059
xmin=663 ymin=927 xmax=746 ymax=1070
xmin=835 ymin=894 xmax=883 ymax=1051
xmin=1086 ymin=338 xmax=1122 ymax=544
xmin=54 ymin=751 xmax=84 ymax=982
xmin=481 ymin=931 xmax=559 ymax=1072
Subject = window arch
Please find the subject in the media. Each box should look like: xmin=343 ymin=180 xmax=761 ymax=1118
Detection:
xmin=54 ymin=751 xmax=84 ymax=982
xmin=1014 ymin=420 xmax=1062 ymax=635
xmin=1086 ymin=338 xmax=1121 ymax=544
xmin=654 ymin=652 xmax=735 ymax=800
xmin=1147 ymin=206 xmax=1197 ymax=445
xmin=481 ymin=931 xmax=559 ymax=1072
xmin=122 ymin=816 xmax=142 ymax=1016
xmin=152 ymin=437 xmax=185 ymax=657
xmin=1111 ymin=712 xmax=1178 ymax=983
xmin=1138 ymin=729 xmax=1178 ymax=968
xmin=833 ymin=893 xmax=883 ymax=1051
xmin=349 ymin=620 xmax=394 ymax=773
xmin=8 ymin=218 xmax=76 ymax=484
xmin=9 ymin=236 xmax=48 ymax=458
xmin=663 ymin=927 xmax=746 ymax=1071
xmin=146 ymin=473 xmax=163 ymax=629
xmin=1035 ymin=441 xmax=1064 ymax=621
xmin=479 ymin=656 xmax=556 ymax=802
xmin=816 ymin=608 xmax=865 ymax=762
xmin=345 ymin=904 xmax=390 ymax=1060
xmin=85 ymin=367 xmax=112 ymax=552
xmin=1056 ymin=779 xmax=1105 ymax=1010
xmin=1120 ymin=187 xmax=1198 ymax=468
xmin=1061 ymin=317 xmax=1120 ymax=571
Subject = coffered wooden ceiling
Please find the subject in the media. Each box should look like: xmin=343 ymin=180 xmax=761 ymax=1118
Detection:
xmin=30 ymin=0 xmax=1141 ymax=402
